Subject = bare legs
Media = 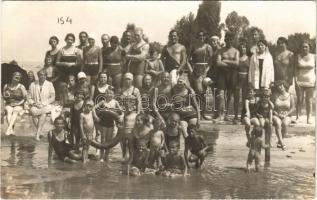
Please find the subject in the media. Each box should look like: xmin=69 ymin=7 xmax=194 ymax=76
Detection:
xmin=5 ymin=106 xmax=23 ymax=135
xmin=296 ymin=85 xmax=314 ymax=124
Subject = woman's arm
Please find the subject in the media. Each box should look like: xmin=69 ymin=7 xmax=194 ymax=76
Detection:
xmin=56 ymin=50 xmax=70 ymax=67
xmin=245 ymin=99 xmax=251 ymax=118
xmin=223 ymin=50 xmax=240 ymax=67
xmin=285 ymin=94 xmax=295 ymax=117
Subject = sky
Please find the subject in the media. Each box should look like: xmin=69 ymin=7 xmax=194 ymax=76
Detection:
xmin=1 ymin=1 xmax=316 ymax=63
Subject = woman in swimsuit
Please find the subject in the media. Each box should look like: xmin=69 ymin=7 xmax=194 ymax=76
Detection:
xmin=272 ymin=80 xmax=294 ymax=149
xmin=56 ymin=33 xmax=83 ymax=82
xmin=140 ymin=74 xmax=156 ymax=120
xmin=273 ymin=37 xmax=295 ymax=91
xmin=48 ymin=116 xmax=81 ymax=164
xmin=295 ymin=41 xmax=315 ymax=124
xmin=103 ymin=36 xmax=124 ymax=91
xmin=45 ymin=36 xmax=60 ymax=66
xmin=3 ymin=72 xmax=27 ymax=135
xmin=125 ymin=28 xmax=149 ymax=88
xmin=82 ymin=33 xmax=102 ymax=84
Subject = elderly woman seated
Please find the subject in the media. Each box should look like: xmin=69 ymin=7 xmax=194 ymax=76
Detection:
xmin=3 ymin=72 xmax=27 ymax=135
xmin=28 ymin=69 xmax=56 ymax=141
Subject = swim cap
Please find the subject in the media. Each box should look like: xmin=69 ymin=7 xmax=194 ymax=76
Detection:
xmin=77 ymin=72 xmax=87 ymax=79
xmin=123 ymin=72 xmax=133 ymax=80
xmin=210 ymin=36 xmax=220 ymax=40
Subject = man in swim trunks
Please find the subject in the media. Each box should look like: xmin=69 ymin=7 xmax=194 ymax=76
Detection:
xmin=215 ymin=32 xmax=239 ymax=121
xmin=161 ymin=30 xmax=188 ymax=85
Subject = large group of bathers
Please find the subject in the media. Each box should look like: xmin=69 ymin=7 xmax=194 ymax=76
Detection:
xmin=2 ymin=27 xmax=315 ymax=174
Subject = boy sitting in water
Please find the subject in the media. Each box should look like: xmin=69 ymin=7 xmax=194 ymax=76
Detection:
xmin=184 ymin=124 xmax=212 ymax=169
xmin=246 ymin=126 xmax=269 ymax=173
xmin=127 ymin=140 xmax=150 ymax=176
xmin=148 ymin=119 xmax=167 ymax=169
xmin=80 ymin=99 xmax=99 ymax=163
xmin=161 ymin=141 xmax=187 ymax=176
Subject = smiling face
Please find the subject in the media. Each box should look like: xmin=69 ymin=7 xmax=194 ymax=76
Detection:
xmin=135 ymin=30 xmax=143 ymax=43
xmin=54 ymin=119 xmax=65 ymax=131
xmin=169 ymin=31 xmax=178 ymax=44
xmin=135 ymin=115 xmax=144 ymax=128
xmin=124 ymin=32 xmax=132 ymax=43
xmin=161 ymin=72 xmax=170 ymax=85
xmin=252 ymin=30 xmax=260 ymax=43
xmin=143 ymin=75 xmax=152 ymax=88
xmin=168 ymin=142 xmax=179 ymax=154
xmin=66 ymin=36 xmax=74 ymax=46
xmin=98 ymin=73 xmax=107 ymax=85
xmin=12 ymin=73 xmax=21 ymax=84
xmin=38 ymin=71 xmax=46 ymax=83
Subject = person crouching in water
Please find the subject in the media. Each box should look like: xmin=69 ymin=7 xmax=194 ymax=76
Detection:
xmin=126 ymin=140 xmax=150 ymax=176
xmin=80 ymin=99 xmax=99 ymax=163
xmin=184 ymin=124 xmax=212 ymax=169
xmin=161 ymin=141 xmax=187 ymax=177
xmin=48 ymin=116 xmax=81 ymax=164
xmin=246 ymin=126 xmax=269 ymax=173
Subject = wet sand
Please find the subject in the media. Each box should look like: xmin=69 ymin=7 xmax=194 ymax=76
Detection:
xmin=1 ymin=115 xmax=315 ymax=199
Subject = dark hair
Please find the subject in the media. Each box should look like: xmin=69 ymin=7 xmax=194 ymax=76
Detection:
xmin=300 ymin=40 xmax=311 ymax=50
xmin=54 ymin=116 xmax=66 ymax=125
xmin=196 ymin=30 xmax=207 ymax=38
xmin=252 ymin=126 xmax=263 ymax=137
xmin=79 ymin=31 xmax=88 ymax=37
xmin=274 ymin=80 xmax=289 ymax=90
xmin=169 ymin=30 xmax=178 ymax=37
xmin=110 ymin=36 xmax=119 ymax=45
xmin=224 ymin=32 xmax=235 ymax=41
xmin=277 ymin=37 xmax=288 ymax=46
xmin=65 ymin=33 xmax=75 ymax=42
xmin=97 ymin=71 xmax=108 ymax=82
xmin=257 ymin=39 xmax=268 ymax=47
xmin=49 ymin=36 xmax=59 ymax=45
xmin=136 ymin=113 xmax=151 ymax=127
xmin=238 ymin=41 xmax=250 ymax=55
xmin=251 ymin=27 xmax=260 ymax=34
xmin=12 ymin=72 xmax=22 ymax=80
xmin=149 ymin=43 xmax=159 ymax=55
xmin=142 ymin=74 xmax=153 ymax=87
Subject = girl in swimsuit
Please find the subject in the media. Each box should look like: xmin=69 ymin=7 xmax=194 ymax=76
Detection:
xmin=295 ymin=41 xmax=315 ymax=124
xmin=56 ymin=33 xmax=83 ymax=82
xmin=45 ymin=36 xmax=60 ymax=66
xmin=70 ymin=91 xmax=85 ymax=151
xmin=119 ymin=73 xmax=142 ymax=161
xmin=48 ymin=116 xmax=81 ymax=164
xmin=103 ymin=36 xmax=124 ymax=91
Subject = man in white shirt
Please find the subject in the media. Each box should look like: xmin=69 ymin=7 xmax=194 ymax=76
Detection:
xmin=28 ymin=69 xmax=55 ymax=140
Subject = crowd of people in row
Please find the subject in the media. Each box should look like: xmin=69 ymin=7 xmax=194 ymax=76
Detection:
xmin=2 ymin=27 xmax=315 ymax=174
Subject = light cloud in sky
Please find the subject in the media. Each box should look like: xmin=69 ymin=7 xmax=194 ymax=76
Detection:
xmin=1 ymin=1 xmax=315 ymax=62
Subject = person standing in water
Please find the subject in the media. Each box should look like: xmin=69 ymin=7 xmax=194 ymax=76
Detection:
xmin=82 ymin=33 xmax=103 ymax=84
xmin=161 ymin=30 xmax=188 ymax=86
xmin=273 ymin=37 xmax=295 ymax=91
xmin=125 ymin=28 xmax=149 ymax=88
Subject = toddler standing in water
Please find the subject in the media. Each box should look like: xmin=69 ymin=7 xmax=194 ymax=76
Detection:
xmin=246 ymin=126 xmax=269 ymax=173
xmin=80 ymin=99 xmax=99 ymax=163
xmin=145 ymin=45 xmax=165 ymax=86
xmin=95 ymin=89 xmax=123 ymax=162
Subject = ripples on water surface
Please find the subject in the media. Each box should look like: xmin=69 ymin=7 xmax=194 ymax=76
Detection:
xmin=1 ymin=124 xmax=315 ymax=199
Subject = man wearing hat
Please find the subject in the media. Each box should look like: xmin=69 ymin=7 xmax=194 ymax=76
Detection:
xmin=82 ymin=33 xmax=102 ymax=84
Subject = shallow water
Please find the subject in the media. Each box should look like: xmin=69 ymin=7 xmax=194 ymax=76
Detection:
xmin=1 ymin=122 xmax=315 ymax=199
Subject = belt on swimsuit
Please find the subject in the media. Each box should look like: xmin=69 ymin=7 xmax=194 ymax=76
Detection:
xmin=105 ymin=63 xmax=121 ymax=66
xmin=238 ymin=72 xmax=248 ymax=75
xmin=86 ymin=62 xmax=99 ymax=65
xmin=194 ymin=62 xmax=208 ymax=65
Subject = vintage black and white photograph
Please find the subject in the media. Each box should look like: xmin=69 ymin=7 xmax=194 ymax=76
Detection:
xmin=1 ymin=0 xmax=316 ymax=199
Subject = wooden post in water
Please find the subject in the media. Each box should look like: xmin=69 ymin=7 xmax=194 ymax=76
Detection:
xmin=265 ymin=124 xmax=272 ymax=163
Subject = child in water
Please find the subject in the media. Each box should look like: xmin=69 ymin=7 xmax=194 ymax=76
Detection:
xmin=162 ymin=141 xmax=187 ymax=177
xmin=255 ymin=89 xmax=274 ymax=128
xmin=127 ymin=140 xmax=150 ymax=176
xmin=80 ymin=99 xmax=99 ymax=163
xmin=246 ymin=126 xmax=269 ymax=173
xmin=184 ymin=124 xmax=212 ymax=168
xmin=148 ymin=119 xmax=166 ymax=169
xmin=145 ymin=45 xmax=165 ymax=86
xmin=163 ymin=113 xmax=186 ymax=150
xmin=48 ymin=116 xmax=81 ymax=164
xmin=95 ymin=89 xmax=123 ymax=162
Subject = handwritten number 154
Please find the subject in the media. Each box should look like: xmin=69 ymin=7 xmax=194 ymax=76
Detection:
xmin=58 ymin=17 xmax=72 ymax=25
